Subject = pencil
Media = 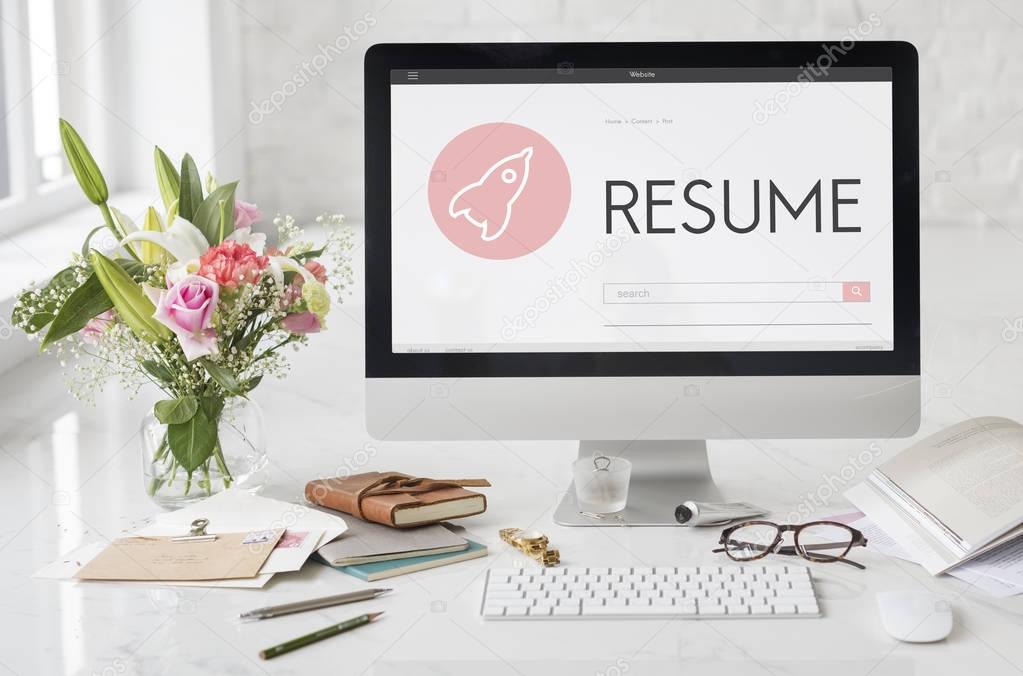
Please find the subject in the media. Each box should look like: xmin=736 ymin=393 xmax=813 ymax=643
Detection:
xmin=259 ymin=612 xmax=384 ymax=660
xmin=240 ymin=588 xmax=391 ymax=620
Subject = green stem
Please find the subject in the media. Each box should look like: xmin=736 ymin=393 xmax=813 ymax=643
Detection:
xmin=212 ymin=443 xmax=233 ymax=489
xmin=201 ymin=461 xmax=212 ymax=496
xmin=152 ymin=433 xmax=170 ymax=464
xmin=147 ymin=433 xmax=172 ymax=496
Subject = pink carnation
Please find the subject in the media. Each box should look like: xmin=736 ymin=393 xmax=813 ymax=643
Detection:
xmin=197 ymin=240 xmax=269 ymax=290
xmin=304 ymin=260 xmax=328 ymax=284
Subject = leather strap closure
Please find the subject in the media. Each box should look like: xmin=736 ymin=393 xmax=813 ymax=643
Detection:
xmin=350 ymin=473 xmax=491 ymax=520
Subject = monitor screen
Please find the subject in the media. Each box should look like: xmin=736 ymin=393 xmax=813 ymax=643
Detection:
xmin=389 ymin=67 xmax=894 ymax=355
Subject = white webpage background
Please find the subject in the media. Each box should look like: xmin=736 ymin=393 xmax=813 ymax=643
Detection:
xmin=391 ymin=80 xmax=894 ymax=353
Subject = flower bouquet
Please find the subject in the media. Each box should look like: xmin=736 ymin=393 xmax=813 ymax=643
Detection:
xmin=11 ymin=120 xmax=353 ymax=506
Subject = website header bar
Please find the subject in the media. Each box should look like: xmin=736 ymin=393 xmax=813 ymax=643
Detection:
xmin=389 ymin=66 xmax=893 ymax=85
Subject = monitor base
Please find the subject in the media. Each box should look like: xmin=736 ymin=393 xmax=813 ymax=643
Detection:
xmin=554 ymin=440 xmax=723 ymax=526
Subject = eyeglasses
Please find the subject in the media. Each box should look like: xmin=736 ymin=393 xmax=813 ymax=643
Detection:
xmin=713 ymin=520 xmax=868 ymax=569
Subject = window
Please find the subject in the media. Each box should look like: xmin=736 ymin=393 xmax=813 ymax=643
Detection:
xmin=0 ymin=0 xmax=86 ymax=236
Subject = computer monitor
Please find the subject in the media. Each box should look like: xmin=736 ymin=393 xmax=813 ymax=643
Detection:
xmin=364 ymin=42 xmax=920 ymax=525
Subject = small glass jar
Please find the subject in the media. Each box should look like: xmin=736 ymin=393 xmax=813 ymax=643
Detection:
xmin=140 ymin=397 xmax=269 ymax=509
xmin=572 ymin=455 xmax=632 ymax=514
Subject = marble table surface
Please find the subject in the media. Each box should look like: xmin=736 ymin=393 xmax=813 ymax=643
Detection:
xmin=2 ymin=224 xmax=1023 ymax=675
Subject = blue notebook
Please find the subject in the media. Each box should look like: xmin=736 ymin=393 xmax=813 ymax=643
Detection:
xmin=325 ymin=539 xmax=488 ymax=581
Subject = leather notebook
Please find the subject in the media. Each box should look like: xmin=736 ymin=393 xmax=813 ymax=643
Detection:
xmin=305 ymin=472 xmax=490 ymax=528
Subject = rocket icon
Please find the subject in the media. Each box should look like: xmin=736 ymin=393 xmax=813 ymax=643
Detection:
xmin=448 ymin=146 xmax=533 ymax=241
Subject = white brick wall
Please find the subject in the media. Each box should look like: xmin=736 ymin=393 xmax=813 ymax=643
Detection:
xmin=235 ymin=0 xmax=1023 ymax=230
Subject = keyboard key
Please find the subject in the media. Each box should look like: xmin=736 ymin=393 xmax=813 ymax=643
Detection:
xmin=505 ymin=607 xmax=529 ymax=617
xmin=496 ymin=598 xmax=533 ymax=607
xmin=582 ymin=604 xmax=659 ymax=616
xmin=552 ymin=605 xmax=580 ymax=616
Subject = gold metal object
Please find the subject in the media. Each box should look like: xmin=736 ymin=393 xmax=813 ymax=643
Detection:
xmin=499 ymin=527 xmax=561 ymax=566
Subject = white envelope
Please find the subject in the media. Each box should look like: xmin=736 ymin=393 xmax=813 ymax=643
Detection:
xmin=137 ymin=490 xmax=348 ymax=574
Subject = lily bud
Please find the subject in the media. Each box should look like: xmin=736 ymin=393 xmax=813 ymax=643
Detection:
xmin=141 ymin=207 xmax=166 ymax=265
xmin=60 ymin=119 xmax=108 ymax=205
xmin=90 ymin=251 xmax=171 ymax=342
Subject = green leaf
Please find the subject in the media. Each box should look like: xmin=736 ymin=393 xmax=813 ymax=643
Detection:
xmin=167 ymin=407 xmax=217 ymax=474
xmin=154 ymin=396 xmax=199 ymax=425
xmin=242 ymin=375 xmax=263 ymax=393
xmin=59 ymin=119 xmax=108 ymax=205
xmin=141 ymin=359 xmax=175 ymax=385
xmin=200 ymin=358 xmax=242 ymax=395
xmin=115 ymin=258 xmax=150 ymax=281
xmin=12 ymin=266 xmax=78 ymax=334
xmin=40 ymin=272 xmax=112 ymax=349
xmin=293 ymin=247 xmax=325 ymax=262
xmin=154 ymin=146 xmax=180 ymax=211
xmin=178 ymin=153 xmax=202 ymax=222
xmin=200 ymin=395 xmax=225 ymax=423
xmin=192 ymin=181 xmax=237 ymax=245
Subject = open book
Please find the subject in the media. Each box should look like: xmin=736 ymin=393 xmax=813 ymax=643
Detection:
xmin=847 ymin=417 xmax=1023 ymax=575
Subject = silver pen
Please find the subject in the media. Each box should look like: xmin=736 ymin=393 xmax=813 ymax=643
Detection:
xmin=239 ymin=588 xmax=392 ymax=621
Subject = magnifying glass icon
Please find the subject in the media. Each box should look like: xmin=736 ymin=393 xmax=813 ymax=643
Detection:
xmin=851 ymin=286 xmax=863 ymax=297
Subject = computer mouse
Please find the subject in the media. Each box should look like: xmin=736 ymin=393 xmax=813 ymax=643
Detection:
xmin=876 ymin=591 xmax=953 ymax=643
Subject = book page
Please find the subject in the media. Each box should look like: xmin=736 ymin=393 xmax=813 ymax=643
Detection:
xmin=878 ymin=417 xmax=1023 ymax=550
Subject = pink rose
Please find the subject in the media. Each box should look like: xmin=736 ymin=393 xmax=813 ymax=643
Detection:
xmin=153 ymin=275 xmax=219 ymax=361
xmin=282 ymin=311 xmax=321 ymax=335
xmin=234 ymin=200 xmax=261 ymax=230
xmin=80 ymin=309 xmax=114 ymax=344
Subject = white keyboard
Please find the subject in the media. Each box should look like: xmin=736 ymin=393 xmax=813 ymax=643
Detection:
xmin=481 ymin=564 xmax=820 ymax=619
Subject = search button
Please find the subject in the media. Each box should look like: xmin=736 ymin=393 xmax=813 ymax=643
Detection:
xmin=843 ymin=281 xmax=871 ymax=302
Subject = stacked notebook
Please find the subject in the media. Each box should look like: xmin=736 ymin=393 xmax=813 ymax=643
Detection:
xmin=316 ymin=516 xmax=487 ymax=581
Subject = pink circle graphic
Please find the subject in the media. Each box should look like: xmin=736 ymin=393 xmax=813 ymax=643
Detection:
xmin=428 ymin=123 xmax=571 ymax=260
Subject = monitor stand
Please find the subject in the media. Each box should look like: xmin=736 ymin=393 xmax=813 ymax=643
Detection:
xmin=553 ymin=440 xmax=723 ymax=526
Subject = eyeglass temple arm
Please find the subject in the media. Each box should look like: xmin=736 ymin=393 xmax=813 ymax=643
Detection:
xmin=714 ymin=540 xmax=867 ymax=569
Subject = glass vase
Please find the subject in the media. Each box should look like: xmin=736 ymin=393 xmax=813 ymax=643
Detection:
xmin=141 ymin=397 xmax=270 ymax=509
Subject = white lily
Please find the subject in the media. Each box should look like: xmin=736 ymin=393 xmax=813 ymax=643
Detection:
xmin=227 ymin=226 xmax=267 ymax=255
xmin=268 ymin=255 xmax=315 ymax=288
xmin=121 ymin=216 xmax=209 ymax=262
xmin=109 ymin=206 xmax=142 ymax=258
xmin=166 ymin=258 xmax=201 ymax=285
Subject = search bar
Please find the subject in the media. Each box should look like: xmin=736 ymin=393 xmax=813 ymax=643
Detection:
xmin=604 ymin=281 xmax=871 ymax=304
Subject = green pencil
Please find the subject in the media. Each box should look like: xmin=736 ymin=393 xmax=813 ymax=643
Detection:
xmin=259 ymin=611 xmax=384 ymax=660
